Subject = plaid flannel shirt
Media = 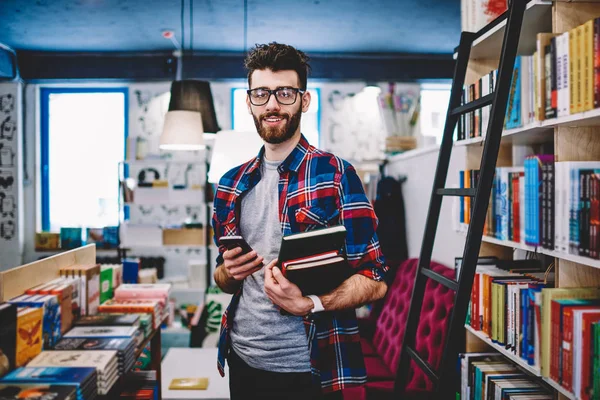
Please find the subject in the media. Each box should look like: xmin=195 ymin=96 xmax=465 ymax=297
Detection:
xmin=212 ymin=134 xmax=388 ymax=393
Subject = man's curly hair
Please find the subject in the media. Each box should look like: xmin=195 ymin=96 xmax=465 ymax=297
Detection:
xmin=244 ymin=42 xmax=311 ymax=90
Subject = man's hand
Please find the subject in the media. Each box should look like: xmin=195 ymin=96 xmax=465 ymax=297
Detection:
xmin=264 ymin=259 xmax=313 ymax=316
xmin=214 ymin=247 xmax=264 ymax=293
xmin=223 ymin=247 xmax=264 ymax=281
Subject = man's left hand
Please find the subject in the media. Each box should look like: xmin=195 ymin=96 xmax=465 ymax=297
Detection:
xmin=264 ymin=259 xmax=313 ymax=316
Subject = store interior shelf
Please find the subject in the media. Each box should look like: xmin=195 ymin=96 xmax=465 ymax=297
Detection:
xmin=461 ymin=0 xmax=552 ymax=60
xmin=541 ymin=377 xmax=576 ymax=400
xmin=455 ymin=123 xmax=555 ymax=147
xmin=465 ymin=325 xmax=541 ymax=376
xmin=458 ymin=231 xmax=600 ymax=269
xmin=541 ymin=107 xmax=600 ymax=128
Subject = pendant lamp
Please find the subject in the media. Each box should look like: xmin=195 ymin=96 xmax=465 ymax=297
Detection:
xmin=159 ymin=80 xmax=220 ymax=151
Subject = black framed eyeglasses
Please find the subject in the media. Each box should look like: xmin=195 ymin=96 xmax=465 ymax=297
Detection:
xmin=247 ymin=87 xmax=305 ymax=106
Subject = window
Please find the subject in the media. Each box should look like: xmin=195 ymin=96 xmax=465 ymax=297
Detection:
xmin=420 ymin=83 xmax=452 ymax=144
xmin=40 ymin=88 xmax=128 ymax=232
xmin=231 ymin=87 xmax=321 ymax=147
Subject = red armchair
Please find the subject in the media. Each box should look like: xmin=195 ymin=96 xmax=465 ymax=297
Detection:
xmin=344 ymin=258 xmax=456 ymax=399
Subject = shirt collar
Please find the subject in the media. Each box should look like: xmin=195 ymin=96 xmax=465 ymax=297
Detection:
xmin=244 ymin=134 xmax=310 ymax=176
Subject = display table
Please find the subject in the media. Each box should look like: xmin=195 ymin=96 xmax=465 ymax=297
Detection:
xmin=161 ymin=347 xmax=230 ymax=400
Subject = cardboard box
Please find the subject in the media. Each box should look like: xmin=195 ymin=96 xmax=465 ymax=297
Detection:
xmin=34 ymin=232 xmax=60 ymax=250
xmin=162 ymin=228 xmax=204 ymax=246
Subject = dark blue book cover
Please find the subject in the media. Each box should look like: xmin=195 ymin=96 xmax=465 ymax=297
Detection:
xmin=0 ymin=383 xmax=77 ymax=400
xmin=0 ymin=366 xmax=95 ymax=386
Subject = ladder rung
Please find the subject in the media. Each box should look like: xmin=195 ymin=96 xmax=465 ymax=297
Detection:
xmin=406 ymin=346 xmax=439 ymax=385
xmin=450 ymin=93 xmax=493 ymax=116
xmin=436 ymin=188 xmax=476 ymax=197
xmin=421 ymin=268 xmax=458 ymax=291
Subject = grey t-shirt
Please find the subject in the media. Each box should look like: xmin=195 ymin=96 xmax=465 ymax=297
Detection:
xmin=229 ymin=158 xmax=310 ymax=372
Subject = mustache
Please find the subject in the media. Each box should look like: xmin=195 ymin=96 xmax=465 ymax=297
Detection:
xmin=260 ymin=112 xmax=289 ymax=120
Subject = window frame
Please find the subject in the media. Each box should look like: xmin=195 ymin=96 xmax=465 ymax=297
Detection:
xmin=39 ymin=87 xmax=129 ymax=232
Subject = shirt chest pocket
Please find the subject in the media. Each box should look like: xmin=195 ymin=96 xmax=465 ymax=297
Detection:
xmin=216 ymin=206 xmax=238 ymax=237
xmin=294 ymin=205 xmax=340 ymax=231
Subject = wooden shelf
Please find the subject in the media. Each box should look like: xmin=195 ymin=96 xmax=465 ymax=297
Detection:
xmin=462 ymin=0 xmax=552 ymax=60
xmin=465 ymin=325 xmax=541 ymax=376
xmin=455 ymin=123 xmax=554 ymax=147
xmin=541 ymin=377 xmax=576 ymax=400
xmin=458 ymin=231 xmax=600 ymax=269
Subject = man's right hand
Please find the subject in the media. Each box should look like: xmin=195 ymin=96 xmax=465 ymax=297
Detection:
xmin=222 ymin=247 xmax=264 ymax=281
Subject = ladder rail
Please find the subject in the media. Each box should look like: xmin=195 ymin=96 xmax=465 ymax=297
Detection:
xmin=393 ymin=30 xmax=475 ymax=396
xmin=437 ymin=1 xmax=528 ymax=396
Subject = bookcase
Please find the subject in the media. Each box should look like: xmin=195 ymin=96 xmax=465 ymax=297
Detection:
xmin=118 ymin=156 xmax=215 ymax=291
xmin=459 ymin=1 xmax=600 ymax=399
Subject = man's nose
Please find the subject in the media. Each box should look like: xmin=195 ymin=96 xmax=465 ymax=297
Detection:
xmin=264 ymin=93 xmax=281 ymax=113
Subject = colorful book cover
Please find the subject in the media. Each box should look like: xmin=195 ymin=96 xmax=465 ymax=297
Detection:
xmin=64 ymin=326 xmax=139 ymax=339
xmin=0 ymin=303 xmax=17 ymax=378
xmin=0 ymin=383 xmax=78 ymax=400
xmin=74 ymin=314 xmax=140 ymax=327
xmin=25 ymin=294 xmax=62 ymax=349
xmin=14 ymin=307 xmax=43 ymax=368
xmin=99 ymin=266 xmax=114 ymax=305
xmin=505 ymin=56 xmax=522 ymax=129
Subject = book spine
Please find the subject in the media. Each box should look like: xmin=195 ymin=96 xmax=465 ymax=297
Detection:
xmin=509 ymin=172 xmax=514 ymax=241
xmin=577 ymin=25 xmax=584 ymax=113
xmin=552 ymin=37 xmax=559 ymax=115
xmin=549 ymin=162 xmax=555 ymax=250
xmin=460 ymin=170 xmax=465 ymax=225
xmin=580 ymin=170 xmax=588 ymax=256
xmin=563 ymin=309 xmax=574 ymax=390
xmin=586 ymin=20 xmax=595 ymax=111
xmin=550 ymin=300 xmax=561 ymax=382
xmin=595 ymin=18 xmax=600 ymax=109
xmin=542 ymin=163 xmax=548 ymax=249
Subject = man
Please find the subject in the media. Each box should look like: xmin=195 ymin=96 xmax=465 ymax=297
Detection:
xmin=212 ymin=42 xmax=388 ymax=399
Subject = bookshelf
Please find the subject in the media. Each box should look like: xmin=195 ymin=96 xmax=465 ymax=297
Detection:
xmin=456 ymin=231 xmax=600 ymax=270
xmin=459 ymin=1 xmax=600 ymax=399
xmin=465 ymin=325 xmax=542 ymax=376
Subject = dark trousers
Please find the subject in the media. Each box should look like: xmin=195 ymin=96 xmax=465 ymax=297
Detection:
xmin=228 ymin=349 xmax=344 ymax=400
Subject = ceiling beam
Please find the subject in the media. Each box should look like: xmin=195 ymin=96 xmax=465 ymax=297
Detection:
xmin=16 ymin=51 xmax=455 ymax=82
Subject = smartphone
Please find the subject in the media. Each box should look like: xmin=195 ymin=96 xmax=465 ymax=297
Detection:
xmin=219 ymin=235 xmax=254 ymax=255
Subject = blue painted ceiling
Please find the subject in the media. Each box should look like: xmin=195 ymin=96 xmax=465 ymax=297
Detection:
xmin=0 ymin=0 xmax=461 ymax=55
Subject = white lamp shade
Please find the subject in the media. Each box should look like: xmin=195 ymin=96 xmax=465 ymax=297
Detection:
xmin=208 ymin=130 xmax=264 ymax=183
xmin=160 ymin=110 xmax=205 ymax=151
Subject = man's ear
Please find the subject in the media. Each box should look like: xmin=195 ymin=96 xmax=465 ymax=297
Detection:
xmin=246 ymin=96 xmax=253 ymax=115
xmin=301 ymin=91 xmax=311 ymax=113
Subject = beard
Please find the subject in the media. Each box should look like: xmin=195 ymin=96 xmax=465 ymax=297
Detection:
xmin=252 ymin=105 xmax=302 ymax=145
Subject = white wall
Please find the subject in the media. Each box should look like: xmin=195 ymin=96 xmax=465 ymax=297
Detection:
xmin=384 ymin=145 xmax=467 ymax=268
xmin=0 ymin=82 xmax=24 ymax=271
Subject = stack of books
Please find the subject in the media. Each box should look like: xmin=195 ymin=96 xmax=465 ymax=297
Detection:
xmin=53 ymin=337 xmax=136 ymax=374
xmin=64 ymin=326 xmax=143 ymax=349
xmin=459 ymin=353 xmax=552 ymax=399
xmin=119 ymin=370 xmax=158 ymax=400
xmin=98 ymin=299 xmax=163 ymax=330
xmin=9 ymin=293 xmax=62 ymax=349
xmin=0 ymin=382 xmax=78 ymax=400
xmin=27 ymin=351 xmax=119 ymax=395
xmin=0 ymin=366 xmax=98 ymax=400
xmin=59 ymin=264 xmax=101 ymax=317
xmin=114 ymin=283 xmax=171 ymax=323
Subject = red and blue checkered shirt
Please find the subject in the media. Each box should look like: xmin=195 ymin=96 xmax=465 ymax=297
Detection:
xmin=212 ymin=135 xmax=388 ymax=392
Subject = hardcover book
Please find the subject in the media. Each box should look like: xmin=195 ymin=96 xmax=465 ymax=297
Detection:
xmin=0 ymin=383 xmax=78 ymax=400
xmin=74 ymin=314 xmax=140 ymax=327
xmin=15 ymin=307 xmax=43 ymax=368
xmin=64 ymin=326 xmax=139 ymax=339
xmin=277 ymin=225 xmax=351 ymax=295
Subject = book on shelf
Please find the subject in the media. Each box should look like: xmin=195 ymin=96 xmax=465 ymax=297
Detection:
xmin=0 ymin=366 xmax=98 ymax=400
xmin=0 ymin=383 xmax=78 ymax=400
xmin=455 ymin=17 xmax=600 ymax=142
xmin=74 ymin=314 xmax=140 ymax=328
xmin=27 ymin=350 xmax=119 ymax=395
xmin=277 ymin=225 xmax=351 ymax=295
